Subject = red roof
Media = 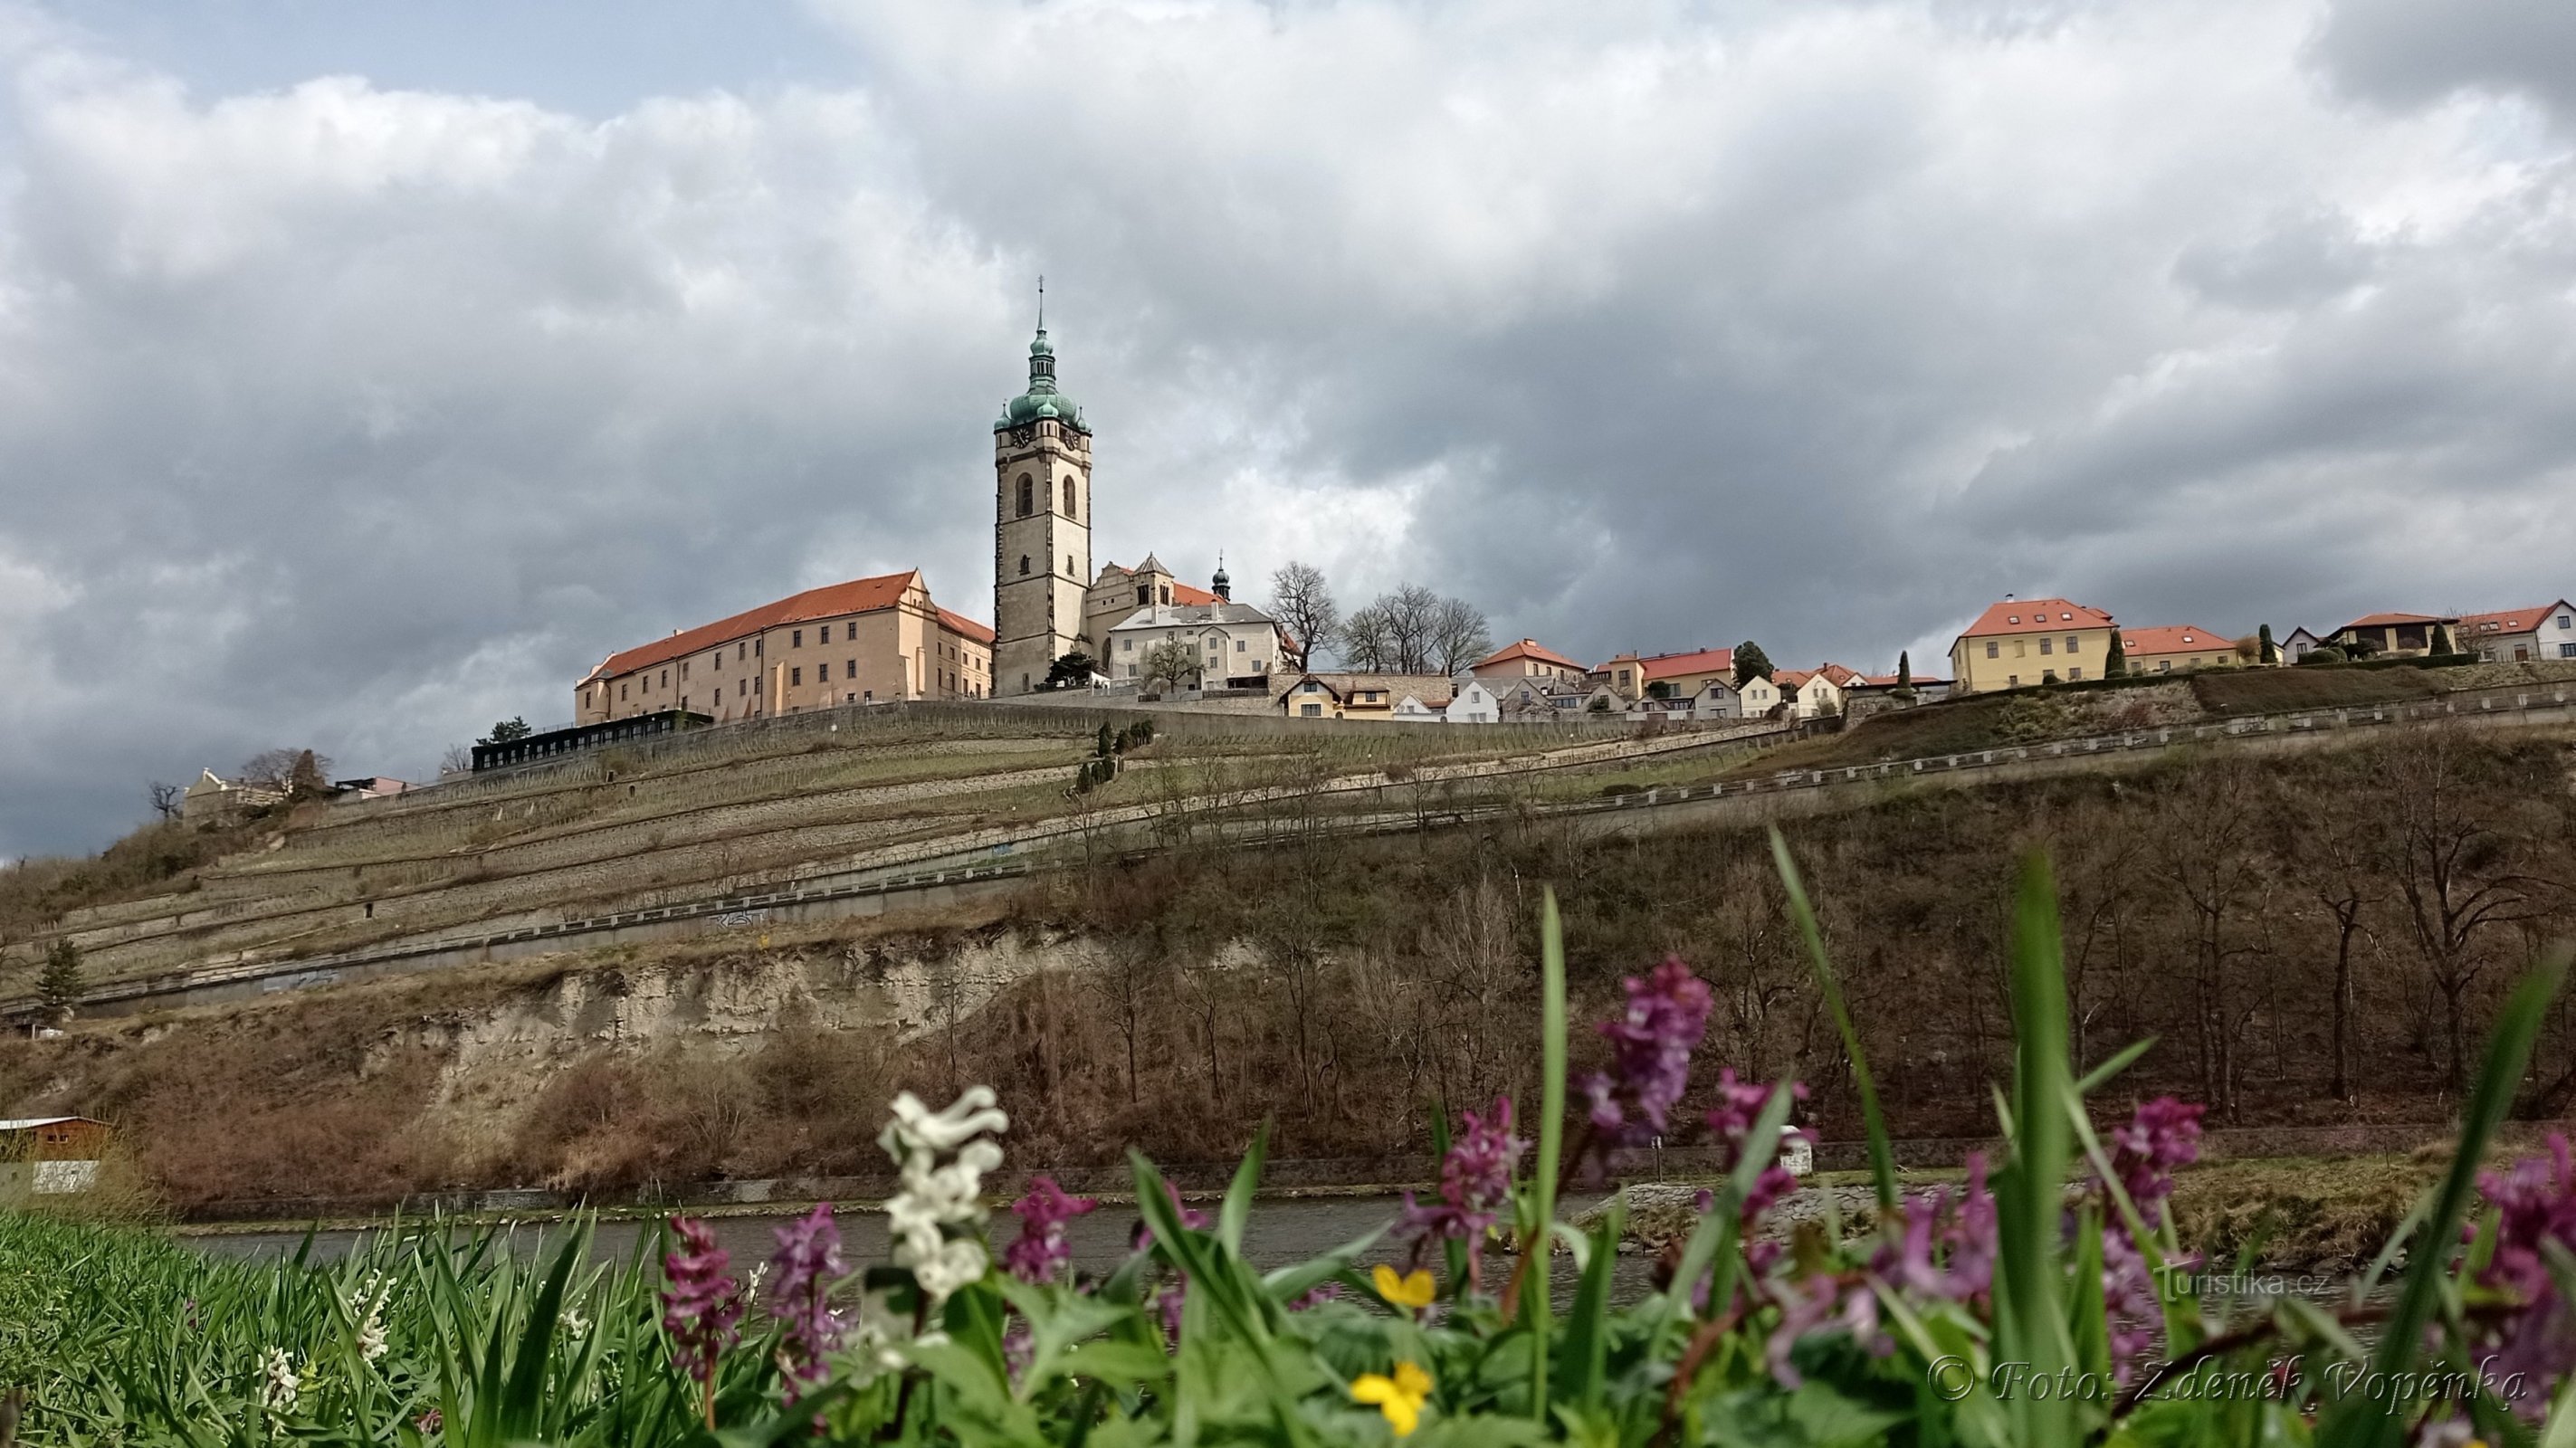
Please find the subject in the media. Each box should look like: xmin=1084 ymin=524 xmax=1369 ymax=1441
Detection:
xmin=1956 ymin=597 xmax=2115 ymax=641
xmin=2458 ymin=603 xmax=2569 ymax=634
xmin=1171 ymin=583 xmax=1219 ymax=606
xmin=1477 ymin=638 xmax=1587 ymax=672
xmin=586 ymin=571 xmax=924 ymax=681
xmin=2120 ymin=624 xmax=2235 ymax=657
xmin=1816 ymin=662 xmax=1865 ymax=685
xmin=935 ymin=607 xmax=995 ymax=646
xmin=1771 ymin=668 xmax=1815 ymax=688
xmin=2338 ymin=612 xmax=2452 ymax=630
xmin=1637 ymin=646 xmax=1734 ymax=681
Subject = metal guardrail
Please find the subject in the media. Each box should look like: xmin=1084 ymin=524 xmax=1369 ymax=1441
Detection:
xmin=20 ymin=681 xmax=2572 ymax=1019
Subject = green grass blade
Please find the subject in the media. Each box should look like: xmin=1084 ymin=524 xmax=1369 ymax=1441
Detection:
xmin=2320 ymin=947 xmax=2568 ymax=1448
xmin=2074 ymin=1037 xmax=2156 ymax=1098
xmin=1527 ymin=885 xmax=1569 ymax=1423
xmin=1560 ymin=1194 xmax=1622 ymax=1413
xmin=1770 ymin=828 xmax=1899 ymax=1215
xmin=1218 ymin=1120 xmax=1269 ymax=1255
xmin=1995 ymin=850 xmax=2077 ymax=1448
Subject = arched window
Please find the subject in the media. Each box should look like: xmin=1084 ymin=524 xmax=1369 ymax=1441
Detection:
xmin=1065 ymin=554 xmax=1074 ymax=576
xmin=1016 ymin=473 xmax=1034 ymax=517
xmin=1062 ymin=477 xmax=1076 ymax=518
xmin=1018 ymin=555 xmax=1031 ymax=576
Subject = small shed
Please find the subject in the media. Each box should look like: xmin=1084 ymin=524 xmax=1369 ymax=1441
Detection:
xmin=0 ymin=1116 xmax=110 ymax=1196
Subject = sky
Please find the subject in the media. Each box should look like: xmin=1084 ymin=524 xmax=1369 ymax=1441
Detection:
xmin=1 ymin=0 xmax=2571 ymax=858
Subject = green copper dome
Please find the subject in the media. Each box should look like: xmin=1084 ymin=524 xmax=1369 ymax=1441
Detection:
xmin=996 ymin=328 xmax=1088 ymax=434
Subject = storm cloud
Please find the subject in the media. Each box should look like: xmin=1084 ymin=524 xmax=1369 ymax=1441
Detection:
xmin=2 ymin=0 xmax=2571 ymax=855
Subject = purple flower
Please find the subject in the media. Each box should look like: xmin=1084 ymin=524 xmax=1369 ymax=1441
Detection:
xmin=1581 ymin=957 xmax=1713 ymax=1146
xmin=1704 ymin=1070 xmax=1808 ymax=1222
xmin=662 ymin=1217 xmax=745 ymax=1422
xmin=1401 ymin=1097 xmax=1527 ymax=1252
xmin=766 ymin=1204 xmax=848 ymax=1395
xmin=2086 ymin=1099 xmax=2204 ymax=1381
xmin=1875 ymin=1152 xmax=1998 ymax=1308
xmin=1131 ymin=1181 xmax=1210 ymax=1252
xmin=1765 ymin=1272 xmax=1890 ymax=1387
xmin=1003 ymin=1176 xmax=1100 ymax=1284
xmin=1288 ymin=1281 xmax=1344 ymax=1311
xmin=2105 ymin=1096 xmax=2203 ymax=1228
xmin=2470 ymin=1133 xmax=2576 ymax=1407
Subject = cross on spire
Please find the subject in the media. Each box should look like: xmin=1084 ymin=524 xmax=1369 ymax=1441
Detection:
xmin=1036 ymin=275 xmax=1045 ymax=333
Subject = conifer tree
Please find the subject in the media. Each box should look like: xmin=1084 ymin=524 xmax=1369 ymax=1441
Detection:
xmin=2257 ymin=624 xmax=2277 ymax=664
xmin=1732 ymin=642 xmax=1773 ymax=687
xmin=1897 ymin=652 xmax=1911 ymax=689
xmin=2104 ymin=631 xmax=2128 ymax=678
xmin=38 ymin=939 xmax=82 ymax=1019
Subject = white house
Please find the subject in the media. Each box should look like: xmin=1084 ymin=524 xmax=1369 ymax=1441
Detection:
xmin=1489 ymin=676 xmax=1588 ymax=720
xmin=2280 ymin=626 xmax=2327 ymax=663
xmin=2459 ymin=601 xmax=2576 ymax=663
xmin=1445 ymin=680 xmax=1502 ymax=724
xmin=1771 ymin=664 xmax=1865 ymax=719
xmin=1389 ymin=691 xmax=1448 ymax=721
xmin=1105 ymin=598 xmax=1283 ymax=684
xmin=1737 ymin=673 xmax=1785 ymax=716
xmin=1688 ymin=678 xmax=1743 ymax=720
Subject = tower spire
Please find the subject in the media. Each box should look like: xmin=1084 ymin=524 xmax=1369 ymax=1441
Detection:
xmin=1036 ymin=274 xmax=1045 ymax=334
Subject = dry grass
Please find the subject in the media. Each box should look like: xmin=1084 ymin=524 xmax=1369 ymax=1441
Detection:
xmin=2191 ymin=664 xmax=2443 ymax=716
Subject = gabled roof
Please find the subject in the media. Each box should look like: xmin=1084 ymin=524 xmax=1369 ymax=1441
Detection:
xmin=1476 ymin=638 xmax=1587 ymax=672
xmin=935 ymin=607 xmax=996 ymax=646
xmin=1637 ymin=646 xmax=1734 ymax=681
xmin=1108 ymin=599 xmax=1277 ymax=633
xmin=1816 ymin=662 xmax=1865 ymax=685
xmin=584 ymin=571 xmax=926 ymax=682
xmin=1771 ymin=668 xmax=1816 ymax=689
xmin=1172 ymin=582 xmax=1220 ymax=606
xmin=2120 ymin=624 xmax=2235 ymax=656
xmin=0 ymin=1116 xmax=106 ymax=1132
xmin=2458 ymin=602 xmax=2572 ymax=634
xmin=1955 ymin=598 xmax=2115 ymax=642
xmin=2337 ymin=612 xmax=2454 ymax=631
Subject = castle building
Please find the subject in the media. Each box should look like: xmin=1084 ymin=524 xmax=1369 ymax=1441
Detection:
xmin=575 ymin=569 xmax=991 ymax=725
xmin=992 ymin=322 xmax=1092 ymax=694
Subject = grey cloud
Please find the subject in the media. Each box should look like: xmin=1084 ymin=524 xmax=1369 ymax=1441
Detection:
xmin=5 ymin=0 xmax=2576 ymax=857
xmin=2309 ymin=0 xmax=2576 ymax=121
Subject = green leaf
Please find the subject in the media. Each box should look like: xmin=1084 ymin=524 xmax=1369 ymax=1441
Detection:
xmin=1559 ymin=1194 xmax=1622 ymax=1412
xmin=1993 ymin=850 xmax=2079 ymax=1448
xmin=1527 ymin=885 xmax=1569 ymax=1423
xmin=2320 ymin=947 xmax=2568 ymax=1448
xmin=1770 ymin=828 xmax=1899 ymax=1216
xmin=2074 ymin=1036 xmax=2157 ymax=1098
xmin=1219 ymin=1120 xmax=1270 ymax=1255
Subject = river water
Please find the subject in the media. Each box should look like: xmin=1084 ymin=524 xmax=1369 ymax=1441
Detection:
xmin=188 ymin=1193 xmax=1666 ymax=1305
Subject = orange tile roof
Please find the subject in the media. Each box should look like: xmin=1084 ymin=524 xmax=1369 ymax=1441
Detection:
xmin=2458 ymin=603 xmax=2569 ymax=634
xmin=1816 ymin=662 xmax=1865 ymax=685
xmin=585 ymin=570 xmax=924 ymax=681
xmin=2338 ymin=612 xmax=2452 ymax=630
xmin=1771 ymin=668 xmax=1815 ymax=689
xmin=1956 ymin=597 xmax=2115 ymax=640
xmin=935 ymin=607 xmax=995 ymax=646
xmin=1636 ymin=646 xmax=1734 ymax=681
xmin=1172 ymin=583 xmax=1219 ymax=606
xmin=2119 ymin=624 xmax=2237 ymax=656
xmin=1478 ymin=638 xmax=1588 ymax=672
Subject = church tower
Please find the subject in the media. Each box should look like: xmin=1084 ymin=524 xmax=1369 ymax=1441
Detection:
xmin=991 ymin=310 xmax=1092 ymax=695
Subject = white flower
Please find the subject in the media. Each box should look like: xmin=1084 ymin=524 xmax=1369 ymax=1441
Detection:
xmin=560 ymin=1305 xmax=590 ymax=1338
xmin=877 ymin=1088 xmax=1007 ymax=1308
xmin=881 ymin=1087 xmax=1009 ymax=1157
xmin=260 ymin=1348 xmax=300 ymax=1417
xmin=346 ymin=1272 xmax=391 ymax=1362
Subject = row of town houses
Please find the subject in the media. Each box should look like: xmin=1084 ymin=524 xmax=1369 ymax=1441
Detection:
xmin=1274 ymin=591 xmax=2576 ymax=728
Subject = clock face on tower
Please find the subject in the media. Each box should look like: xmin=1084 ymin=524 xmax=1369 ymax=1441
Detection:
xmin=1010 ymin=424 xmax=1037 ymax=446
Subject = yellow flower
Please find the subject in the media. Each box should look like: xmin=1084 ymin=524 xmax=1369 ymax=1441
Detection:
xmin=1351 ymin=1360 xmax=1433 ymax=1437
xmin=1372 ymin=1264 xmax=1436 ymax=1311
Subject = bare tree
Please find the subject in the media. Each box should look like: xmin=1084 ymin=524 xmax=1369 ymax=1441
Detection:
xmin=1140 ymin=639 xmax=1200 ymax=691
xmin=1430 ymin=595 xmax=1493 ymax=676
xmin=441 ymin=743 xmax=473 ymax=776
xmin=1339 ymin=601 xmax=1397 ymax=671
xmin=1268 ymin=561 xmax=1338 ymax=672
xmin=1382 ymin=584 xmax=1440 ymax=672
xmin=148 ymin=781 xmax=183 ymax=821
xmin=2376 ymin=730 xmax=2563 ymax=1087
xmin=2149 ymin=762 xmax=2266 ymax=1121
xmin=237 ymin=748 xmax=303 ymax=793
xmin=2276 ymin=759 xmax=2384 ymax=1100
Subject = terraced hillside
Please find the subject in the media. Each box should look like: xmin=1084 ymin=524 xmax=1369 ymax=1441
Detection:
xmin=2 ymin=702 xmax=1654 ymax=993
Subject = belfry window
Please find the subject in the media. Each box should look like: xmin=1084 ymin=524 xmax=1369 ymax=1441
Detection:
xmin=1017 ymin=474 xmax=1034 ymax=517
xmin=1019 ymin=555 xmax=1031 ymax=576
xmin=1062 ymin=478 xmax=1076 ymax=517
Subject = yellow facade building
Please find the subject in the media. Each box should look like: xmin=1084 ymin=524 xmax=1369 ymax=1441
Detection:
xmin=1948 ymin=597 xmax=2117 ymax=695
